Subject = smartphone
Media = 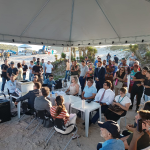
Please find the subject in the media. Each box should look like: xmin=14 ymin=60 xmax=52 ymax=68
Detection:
xmin=137 ymin=119 xmax=143 ymax=132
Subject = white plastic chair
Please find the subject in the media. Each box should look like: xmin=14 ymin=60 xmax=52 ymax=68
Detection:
xmin=117 ymin=116 xmax=126 ymax=126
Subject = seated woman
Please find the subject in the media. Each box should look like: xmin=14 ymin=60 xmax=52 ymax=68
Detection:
xmin=50 ymin=96 xmax=79 ymax=137
xmin=104 ymin=87 xmax=131 ymax=122
xmin=113 ymin=67 xmax=126 ymax=96
xmin=65 ymin=77 xmax=79 ymax=96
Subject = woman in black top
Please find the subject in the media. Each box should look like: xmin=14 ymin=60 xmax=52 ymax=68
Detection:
xmin=113 ymin=67 xmax=126 ymax=96
xmin=143 ymin=70 xmax=150 ymax=102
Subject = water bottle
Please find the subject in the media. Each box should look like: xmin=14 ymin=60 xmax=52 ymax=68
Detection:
xmin=52 ymin=84 xmax=55 ymax=94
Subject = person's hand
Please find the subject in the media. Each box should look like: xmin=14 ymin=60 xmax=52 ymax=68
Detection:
xmin=132 ymin=128 xmax=144 ymax=142
xmin=96 ymin=78 xmax=99 ymax=81
xmin=141 ymin=82 xmax=144 ymax=86
xmin=15 ymin=101 xmax=18 ymax=105
xmin=83 ymin=76 xmax=85 ymax=79
xmin=137 ymin=84 xmax=141 ymax=87
xmin=126 ymin=124 xmax=133 ymax=130
xmin=140 ymin=79 xmax=145 ymax=82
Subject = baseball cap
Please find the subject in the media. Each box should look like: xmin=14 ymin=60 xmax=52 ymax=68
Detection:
xmin=10 ymin=61 xmax=14 ymax=64
xmin=98 ymin=121 xmax=120 ymax=138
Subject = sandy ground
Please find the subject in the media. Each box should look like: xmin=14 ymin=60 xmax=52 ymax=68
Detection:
xmin=0 ymin=48 xmax=143 ymax=150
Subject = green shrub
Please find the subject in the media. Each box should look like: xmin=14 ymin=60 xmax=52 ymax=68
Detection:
xmin=61 ymin=52 xmax=66 ymax=59
xmin=145 ymin=51 xmax=150 ymax=58
xmin=80 ymin=56 xmax=84 ymax=62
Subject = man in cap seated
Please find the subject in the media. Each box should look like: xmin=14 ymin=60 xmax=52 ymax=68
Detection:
xmin=97 ymin=120 xmax=125 ymax=150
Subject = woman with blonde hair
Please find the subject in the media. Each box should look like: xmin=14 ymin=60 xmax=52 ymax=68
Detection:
xmin=65 ymin=76 xmax=79 ymax=96
xmin=17 ymin=62 xmax=23 ymax=81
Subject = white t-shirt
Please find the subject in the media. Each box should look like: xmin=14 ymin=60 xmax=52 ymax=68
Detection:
xmin=46 ymin=64 xmax=53 ymax=73
xmin=115 ymin=95 xmax=131 ymax=107
xmin=29 ymin=64 xmax=34 ymax=73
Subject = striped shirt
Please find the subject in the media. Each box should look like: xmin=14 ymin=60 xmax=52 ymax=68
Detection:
xmin=50 ymin=106 xmax=69 ymax=124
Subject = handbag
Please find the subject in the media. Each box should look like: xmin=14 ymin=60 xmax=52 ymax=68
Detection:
xmin=109 ymin=104 xmax=124 ymax=112
xmin=113 ymin=80 xmax=123 ymax=88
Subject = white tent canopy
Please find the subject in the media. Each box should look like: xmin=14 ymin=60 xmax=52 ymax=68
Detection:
xmin=0 ymin=0 xmax=150 ymax=46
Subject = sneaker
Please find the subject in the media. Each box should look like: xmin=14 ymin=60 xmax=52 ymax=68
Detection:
xmin=72 ymin=134 xmax=81 ymax=140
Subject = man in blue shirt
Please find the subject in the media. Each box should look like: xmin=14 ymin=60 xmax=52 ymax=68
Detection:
xmin=44 ymin=74 xmax=56 ymax=90
xmin=97 ymin=120 xmax=125 ymax=150
xmin=112 ymin=60 xmax=118 ymax=76
xmin=94 ymin=56 xmax=99 ymax=68
xmin=82 ymin=78 xmax=97 ymax=100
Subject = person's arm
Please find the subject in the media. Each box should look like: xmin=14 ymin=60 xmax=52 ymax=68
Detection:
xmin=126 ymin=124 xmax=136 ymax=132
xmin=71 ymin=66 xmax=74 ymax=72
xmin=113 ymin=73 xmax=117 ymax=80
xmin=132 ymin=76 xmax=144 ymax=82
xmin=65 ymin=86 xmax=70 ymax=93
xmin=114 ymin=102 xmax=130 ymax=111
xmin=82 ymin=91 xmax=85 ymax=99
xmin=128 ymin=129 xmax=144 ymax=150
xmin=15 ymin=92 xmax=30 ymax=104
xmin=7 ymin=72 xmax=10 ymax=79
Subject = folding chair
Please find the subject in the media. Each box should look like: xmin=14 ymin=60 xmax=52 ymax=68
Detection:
xmin=45 ymin=118 xmax=80 ymax=150
xmin=18 ymin=102 xmax=35 ymax=122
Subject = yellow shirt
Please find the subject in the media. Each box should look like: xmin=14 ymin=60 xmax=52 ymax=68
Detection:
xmin=66 ymin=62 xmax=70 ymax=70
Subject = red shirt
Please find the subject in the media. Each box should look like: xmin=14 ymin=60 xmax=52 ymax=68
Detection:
xmin=50 ymin=106 xmax=69 ymax=124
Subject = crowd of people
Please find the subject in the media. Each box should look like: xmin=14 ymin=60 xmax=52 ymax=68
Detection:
xmin=1 ymin=52 xmax=150 ymax=150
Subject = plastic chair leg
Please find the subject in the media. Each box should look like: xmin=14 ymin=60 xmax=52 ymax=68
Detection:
xmin=25 ymin=118 xmax=36 ymax=129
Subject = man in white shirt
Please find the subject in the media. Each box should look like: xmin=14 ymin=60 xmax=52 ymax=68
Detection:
xmin=45 ymin=61 xmax=53 ymax=79
xmin=79 ymin=60 xmax=89 ymax=92
xmin=6 ymin=74 xmax=16 ymax=94
xmin=91 ymin=80 xmax=115 ymax=124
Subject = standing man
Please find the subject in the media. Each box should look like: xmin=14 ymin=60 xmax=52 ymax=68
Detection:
xmin=129 ymin=52 xmax=137 ymax=67
xmin=79 ymin=60 xmax=89 ymax=92
xmin=94 ymin=56 xmax=99 ymax=68
xmin=41 ymin=59 xmax=46 ymax=81
xmin=33 ymin=57 xmax=36 ymax=64
xmin=7 ymin=61 xmax=18 ymax=80
xmin=114 ymin=55 xmax=119 ymax=66
xmin=29 ymin=61 xmax=34 ymax=81
xmin=130 ymin=67 xmax=148 ymax=111
xmin=32 ymin=61 xmax=43 ymax=84
xmin=45 ymin=61 xmax=53 ymax=79
xmin=94 ymin=61 xmax=106 ymax=92
xmin=112 ymin=60 xmax=118 ymax=76
xmin=65 ymin=59 xmax=70 ymax=81
xmin=103 ymin=60 xmax=107 ymax=68
xmin=70 ymin=60 xmax=79 ymax=81
xmin=22 ymin=60 xmax=28 ymax=80
xmin=1 ymin=59 xmax=9 ymax=92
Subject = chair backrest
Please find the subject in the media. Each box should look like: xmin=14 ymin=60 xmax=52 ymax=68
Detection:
xmin=36 ymin=110 xmax=47 ymax=120
xmin=54 ymin=118 xmax=66 ymax=131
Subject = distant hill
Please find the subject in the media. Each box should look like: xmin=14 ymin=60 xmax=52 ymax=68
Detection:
xmin=0 ymin=44 xmax=18 ymax=51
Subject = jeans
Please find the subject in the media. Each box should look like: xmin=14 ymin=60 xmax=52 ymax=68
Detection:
xmin=97 ymin=143 xmax=102 ymax=150
xmin=23 ymin=74 xmax=26 ymax=80
xmin=91 ymin=105 xmax=109 ymax=124
xmin=79 ymin=76 xmax=86 ymax=92
xmin=130 ymin=85 xmax=144 ymax=109
xmin=46 ymin=73 xmax=52 ymax=79
xmin=145 ymin=95 xmax=150 ymax=102
xmin=43 ymin=72 xmax=45 ymax=81
xmin=29 ymin=73 xmax=34 ymax=81
xmin=65 ymin=70 xmax=70 ymax=81
xmin=1 ymin=77 xmax=7 ymax=91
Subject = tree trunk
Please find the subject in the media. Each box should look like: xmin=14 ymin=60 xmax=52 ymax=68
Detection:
xmin=78 ymin=47 xmax=82 ymax=58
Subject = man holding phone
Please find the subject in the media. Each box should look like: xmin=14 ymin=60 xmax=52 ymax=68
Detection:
xmin=121 ymin=110 xmax=150 ymax=150
xmin=130 ymin=66 xmax=148 ymax=111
